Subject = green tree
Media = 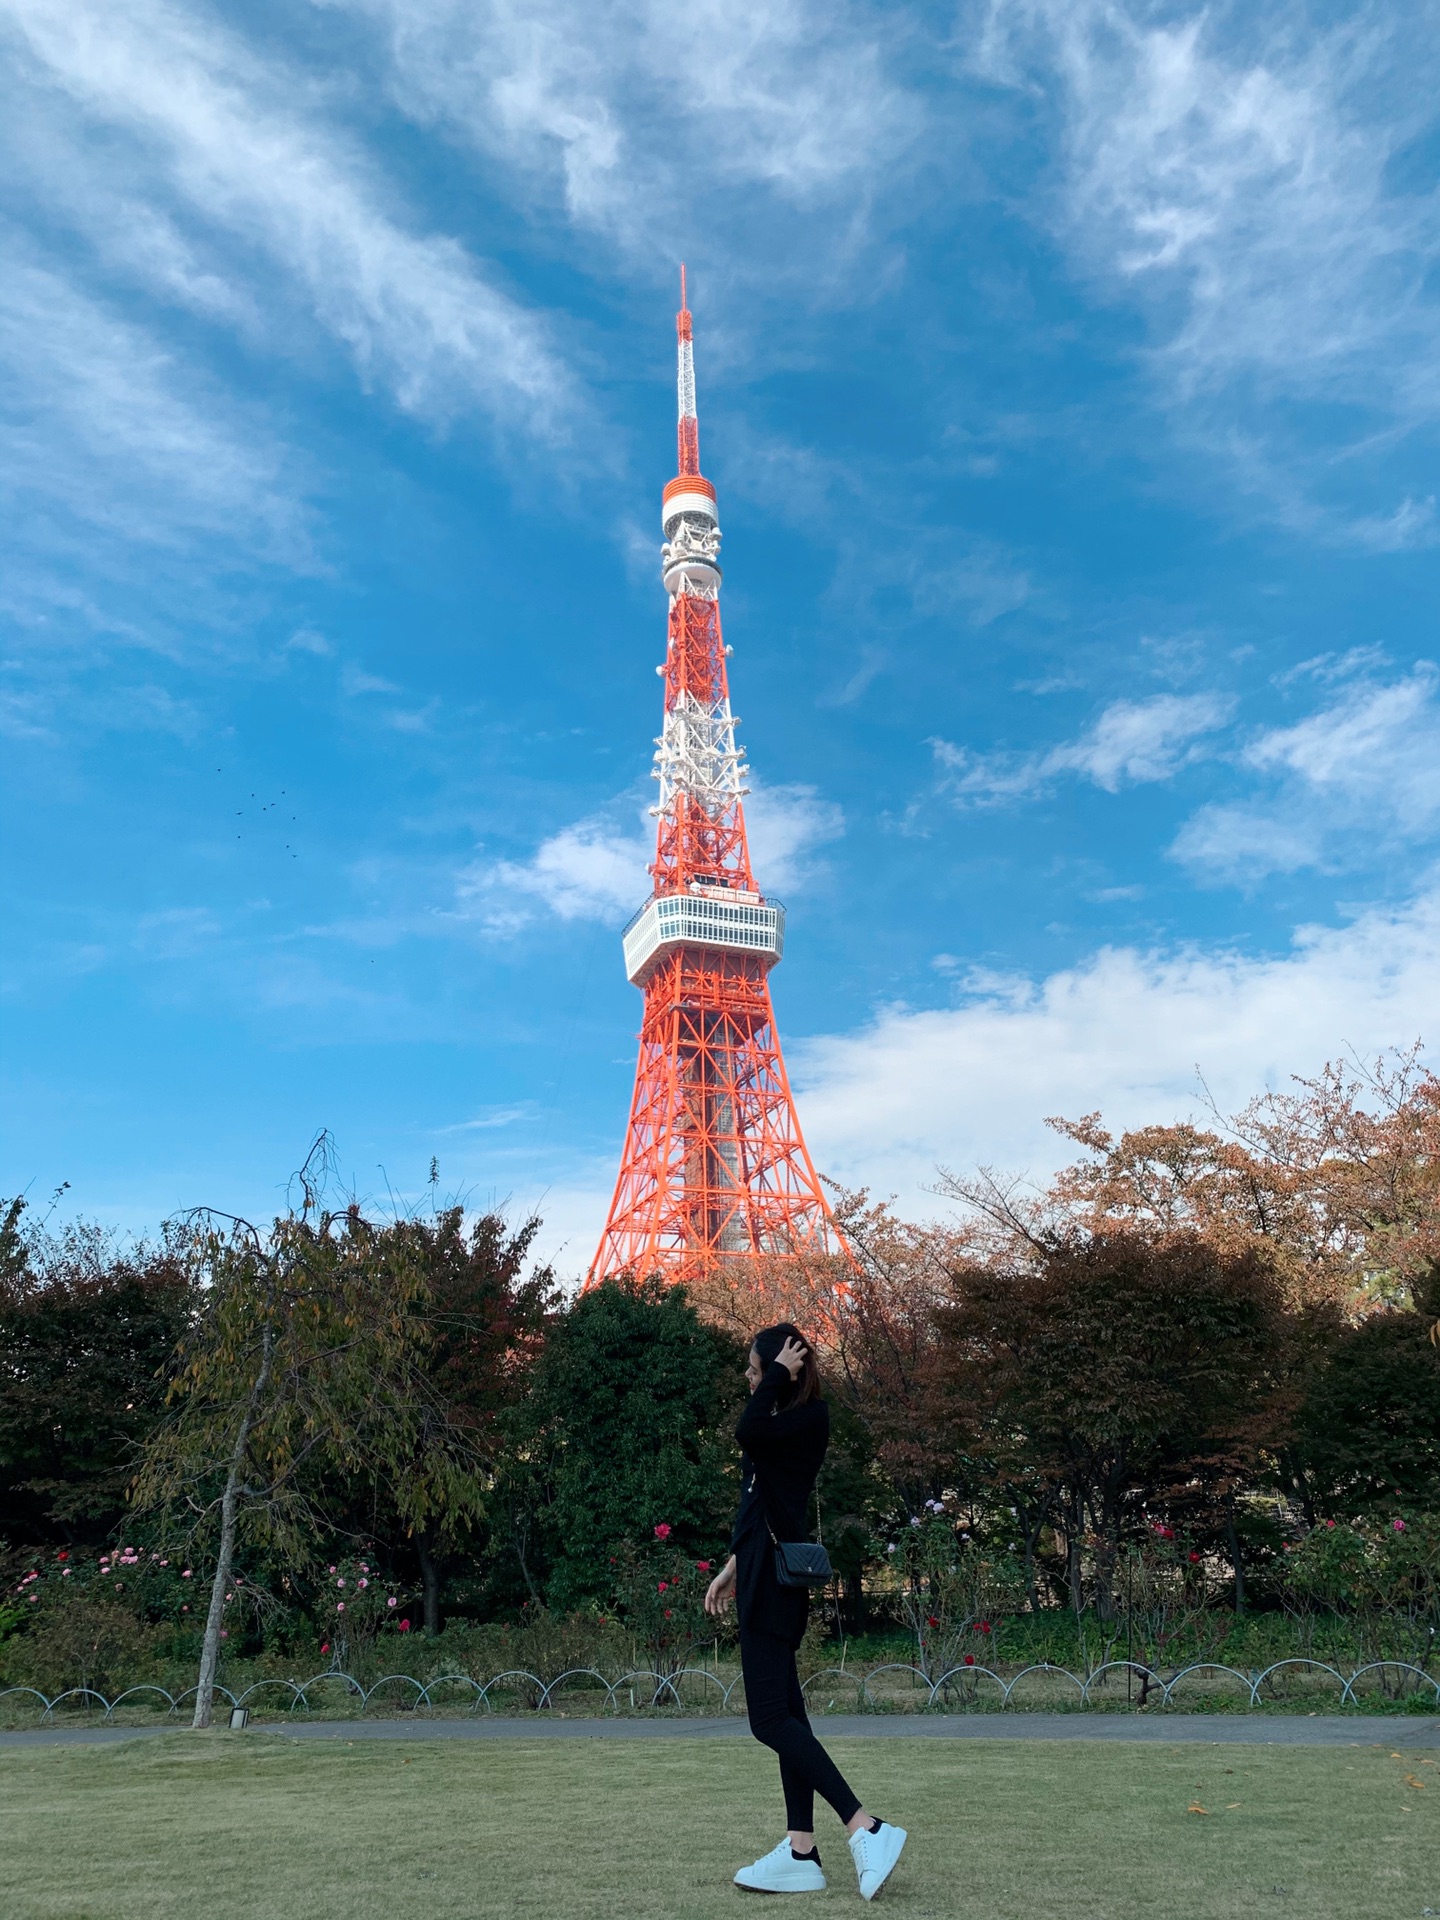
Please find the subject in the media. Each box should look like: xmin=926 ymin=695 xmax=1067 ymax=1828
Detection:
xmin=0 ymin=1201 xmax=194 ymax=1552
xmin=134 ymin=1175 xmax=490 ymax=1727
xmin=510 ymin=1277 xmax=745 ymax=1611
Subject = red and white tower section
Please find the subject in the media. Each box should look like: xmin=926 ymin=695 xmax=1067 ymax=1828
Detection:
xmin=589 ymin=274 xmax=844 ymax=1284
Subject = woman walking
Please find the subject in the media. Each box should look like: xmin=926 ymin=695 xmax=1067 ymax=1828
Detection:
xmin=705 ymin=1323 xmax=907 ymax=1900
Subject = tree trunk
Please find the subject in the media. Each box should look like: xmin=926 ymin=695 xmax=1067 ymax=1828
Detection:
xmin=1066 ymin=1490 xmax=1085 ymax=1619
xmin=1225 ymin=1500 xmax=1246 ymax=1616
xmin=192 ymin=1323 xmax=273 ymax=1731
xmin=415 ymin=1525 xmax=443 ymax=1637
xmin=1021 ymin=1514 xmax=1041 ymax=1616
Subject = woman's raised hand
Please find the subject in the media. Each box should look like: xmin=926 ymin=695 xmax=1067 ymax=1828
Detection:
xmin=704 ymin=1557 xmax=737 ymax=1617
xmin=775 ymin=1336 xmax=808 ymax=1378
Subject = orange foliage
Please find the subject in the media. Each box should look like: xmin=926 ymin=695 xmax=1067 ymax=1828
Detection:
xmin=942 ymin=1048 xmax=1439 ymax=1315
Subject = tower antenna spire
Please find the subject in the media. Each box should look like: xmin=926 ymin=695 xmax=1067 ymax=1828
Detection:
xmin=588 ymin=287 xmax=844 ymax=1287
xmin=676 ymin=265 xmax=699 ymax=477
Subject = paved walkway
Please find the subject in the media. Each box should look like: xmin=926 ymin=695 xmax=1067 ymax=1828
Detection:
xmin=3 ymin=1713 xmax=1437 ymax=1750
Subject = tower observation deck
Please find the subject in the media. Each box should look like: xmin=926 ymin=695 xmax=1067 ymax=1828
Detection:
xmin=587 ymin=271 xmax=844 ymax=1285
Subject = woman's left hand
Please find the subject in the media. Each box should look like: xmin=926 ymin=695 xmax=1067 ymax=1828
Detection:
xmin=775 ymin=1336 xmax=808 ymax=1378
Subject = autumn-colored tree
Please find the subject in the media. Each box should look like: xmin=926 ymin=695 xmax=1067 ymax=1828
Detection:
xmin=687 ymin=1196 xmax=969 ymax=1622
xmin=933 ymin=1232 xmax=1291 ymax=1616
xmin=1041 ymin=1050 xmax=1437 ymax=1312
xmin=821 ymin=1195 xmax=967 ymax=1522
xmin=361 ymin=1206 xmax=557 ymax=1634
xmin=689 ymin=1194 xmax=964 ymax=1517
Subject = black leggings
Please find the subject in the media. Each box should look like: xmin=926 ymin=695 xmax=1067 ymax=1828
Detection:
xmin=740 ymin=1629 xmax=862 ymax=1832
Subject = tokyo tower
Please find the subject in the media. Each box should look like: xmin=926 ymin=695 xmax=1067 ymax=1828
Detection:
xmin=588 ymin=272 xmax=844 ymax=1284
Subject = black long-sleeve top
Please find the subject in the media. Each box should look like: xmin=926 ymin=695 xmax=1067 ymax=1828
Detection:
xmin=729 ymin=1358 xmax=829 ymax=1645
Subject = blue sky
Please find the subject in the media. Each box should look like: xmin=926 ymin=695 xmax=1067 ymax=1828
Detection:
xmin=2 ymin=0 xmax=1438 ymax=1272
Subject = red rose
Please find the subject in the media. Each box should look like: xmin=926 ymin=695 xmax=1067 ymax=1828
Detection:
xmin=926 ymin=1615 xmax=940 ymax=1628
xmin=398 ymin=1619 xmax=411 ymax=1632
xmin=964 ymin=1655 xmax=975 ymax=1666
xmin=978 ymin=1621 xmax=991 ymax=1633
xmin=657 ymin=1581 xmax=668 ymax=1593
xmin=1187 ymin=1552 xmax=1201 ymax=1564
xmin=653 ymin=1523 xmax=672 ymax=1541
xmin=696 ymin=1560 xmax=712 ymax=1572
xmin=663 ymin=1609 xmax=672 ymax=1619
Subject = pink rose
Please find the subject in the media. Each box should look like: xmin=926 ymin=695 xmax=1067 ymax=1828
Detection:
xmin=387 ymin=1597 xmax=397 ymax=1608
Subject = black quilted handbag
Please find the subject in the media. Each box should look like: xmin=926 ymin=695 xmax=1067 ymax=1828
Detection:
xmin=773 ymin=1539 xmax=833 ymax=1588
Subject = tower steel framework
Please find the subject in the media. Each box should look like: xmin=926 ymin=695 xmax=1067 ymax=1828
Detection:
xmin=588 ymin=272 xmax=844 ymax=1285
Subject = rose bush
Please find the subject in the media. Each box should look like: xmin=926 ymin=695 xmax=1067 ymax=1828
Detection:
xmin=609 ymin=1524 xmax=729 ymax=1676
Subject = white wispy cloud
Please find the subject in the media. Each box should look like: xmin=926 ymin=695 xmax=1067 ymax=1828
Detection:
xmin=795 ymin=880 xmax=1440 ymax=1214
xmin=0 ymin=0 xmax=575 ymax=434
xmin=974 ymin=1 xmax=1440 ymax=402
xmin=745 ymin=783 xmax=845 ymax=891
xmin=1175 ymin=664 xmax=1440 ymax=878
xmin=465 ymin=815 xmax=649 ymax=932
xmin=970 ymin=1 xmax=1440 ymax=525
xmin=0 ymin=253 xmax=304 ymax=562
xmin=1345 ymin=494 xmax=1439 ymax=554
xmin=936 ymin=690 xmax=1234 ymax=803
xmin=0 ymin=247 xmax=315 ymax=648
xmin=460 ymin=780 xmax=844 ymax=932
xmin=327 ymin=0 xmax=914 ymax=269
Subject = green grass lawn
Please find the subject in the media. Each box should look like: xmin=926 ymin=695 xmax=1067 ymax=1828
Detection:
xmin=1 ymin=1731 xmax=1434 ymax=1919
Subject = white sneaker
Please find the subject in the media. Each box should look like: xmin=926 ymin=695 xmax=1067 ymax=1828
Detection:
xmin=848 ymin=1821 xmax=906 ymax=1901
xmin=733 ymin=1837 xmax=827 ymax=1893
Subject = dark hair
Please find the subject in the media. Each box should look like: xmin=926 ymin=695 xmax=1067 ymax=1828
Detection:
xmin=751 ymin=1322 xmax=821 ymax=1409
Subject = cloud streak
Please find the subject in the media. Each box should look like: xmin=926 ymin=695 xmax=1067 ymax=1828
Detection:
xmin=971 ymin=0 xmax=1440 ymax=526
xmin=329 ymin=0 xmax=915 ymax=278
xmin=1175 ymin=663 xmax=1440 ymax=878
xmin=0 ymin=0 xmax=575 ymax=434
xmin=936 ymin=691 xmax=1234 ymax=803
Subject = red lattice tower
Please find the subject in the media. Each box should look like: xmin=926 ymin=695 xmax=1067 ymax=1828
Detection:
xmin=589 ymin=271 xmax=845 ymax=1285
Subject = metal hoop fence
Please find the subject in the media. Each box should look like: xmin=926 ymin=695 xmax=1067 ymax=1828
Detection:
xmin=2 ymin=1656 xmax=1437 ymax=1724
